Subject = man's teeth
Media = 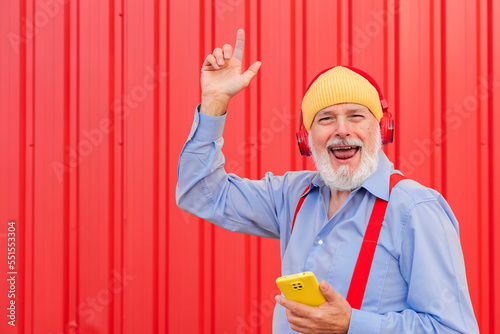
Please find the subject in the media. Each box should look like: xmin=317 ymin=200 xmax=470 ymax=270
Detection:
xmin=330 ymin=146 xmax=357 ymax=150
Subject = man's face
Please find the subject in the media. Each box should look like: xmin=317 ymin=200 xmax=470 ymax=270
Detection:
xmin=308 ymin=103 xmax=381 ymax=191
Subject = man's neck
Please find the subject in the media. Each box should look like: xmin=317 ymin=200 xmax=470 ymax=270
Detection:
xmin=328 ymin=187 xmax=351 ymax=220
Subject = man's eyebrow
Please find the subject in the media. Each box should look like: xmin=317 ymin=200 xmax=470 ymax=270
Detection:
xmin=317 ymin=109 xmax=334 ymax=115
xmin=345 ymin=107 xmax=369 ymax=114
xmin=314 ymin=109 xmax=336 ymax=118
xmin=346 ymin=106 xmax=367 ymax=112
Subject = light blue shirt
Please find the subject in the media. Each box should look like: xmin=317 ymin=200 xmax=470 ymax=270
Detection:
xmin=176 ymin=107 xmax=479 ymax=333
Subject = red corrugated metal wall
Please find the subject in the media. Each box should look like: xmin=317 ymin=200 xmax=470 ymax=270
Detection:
xmin=0 ymin=0 xmax=498 ymax=333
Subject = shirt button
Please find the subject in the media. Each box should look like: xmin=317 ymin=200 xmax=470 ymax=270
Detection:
xmin=318 ymin=240 xmax=323 ymax=245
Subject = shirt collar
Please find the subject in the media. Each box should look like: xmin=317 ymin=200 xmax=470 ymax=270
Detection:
xmin=309 ymin=150 xmax=394 ymax=201
xmin=298 ymin=173 xmax=323 ymax=198
xmin=360 ymin=150 xmax=394 ymax=201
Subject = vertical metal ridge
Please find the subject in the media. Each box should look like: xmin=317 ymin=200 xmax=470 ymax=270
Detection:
xmin=394 ymin=0 xmax=400 ymax=168
xmin=63 ymin=0 xmax=71 ymax=330
xmin=256 ymin=0 xmax=262 ymax=331
xmin=301 ymin=0 xmax=307 ymax=170
xmin=382 ymin=0 xmax=389 ymax=160
xmin=210 ymin=225 xmax=215 ymax=334
xmin=475 ymin=0 xmax=483 ymax=326
xmin=486 ymin=0 xmax=494 ymax=330
xmin=152 ymin=0 xmax=160 ymax=333
xmin=290 ymin=0 xmax=296 ymax=171
xmin=302 ymin=0 xmax=307 ymax=95
xmin=440 ymin=0 xmax=447 ymax=197
xmin=210 ymin=165 xmax=216 ymax=330
xmin=256 ymin=0 xmax=262 ymax=175
xmin=198 ymin=217 xmax=206 ymax=334
xmin=198 ymin=216 xmax=205 ymax=334
xmin=165 ymin=0 xmax=170 ymax=329
xmin=337 ymin=0 xmax=342 ymax=63
xmin=244 ymin=0 xmax=251 ymax=176
xmin=244 ymin=234 xmax=251 ymax=329
xmin=108 ymin=0 xmax=116 ymax=333
xmin=244 ymin=0 xmax=252 ymax=326
xmin=30 ymin=0 xmax=36 ymax=331
xmin=347 ymin=0 xmax=352 ymax=65
xmin=119 ymin=0 xmax=126 ymax=332
xmin=18 ymin=0 xmax=27 ymax=331
xmin=67 ymin=0 xmax=81 ymax=332
xmin=383 ymin=0 xmax=388 ymax=99
xmin=429 ymin=0 xmax=435 ymax=189
xmin=380 ymin=2 xmax=387 ymax=160
xmin=75 ymin=0 xmax=81 ymax=330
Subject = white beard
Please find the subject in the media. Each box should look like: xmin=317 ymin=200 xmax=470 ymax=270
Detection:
xmin=308 ymin=127 xmax=381 ymax=191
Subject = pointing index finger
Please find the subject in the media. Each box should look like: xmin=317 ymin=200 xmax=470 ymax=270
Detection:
xmin=232 ymin=29 xmax=245 ymax=62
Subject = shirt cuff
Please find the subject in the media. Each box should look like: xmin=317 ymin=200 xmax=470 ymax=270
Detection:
xmin=347 ymin=309 xmax=382 ymax=334
xmin=191 ymin=104 xmax=227 ymax=142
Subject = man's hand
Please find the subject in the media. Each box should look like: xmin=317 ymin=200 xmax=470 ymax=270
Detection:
xmin=275 ymin=280 xmax=352 ymax=334
xmin=200 ymin=29 xmax=262 ymax=116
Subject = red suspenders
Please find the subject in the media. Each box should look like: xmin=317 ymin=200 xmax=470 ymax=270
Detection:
xmin=291 ymin=185 xmax=310 ymax=234
xmin=290 ymin=173 xmax=406 ymax=309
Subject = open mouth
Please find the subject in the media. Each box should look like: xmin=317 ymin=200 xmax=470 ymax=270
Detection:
xmin=329 ymin=146 xmax=360 ymax=160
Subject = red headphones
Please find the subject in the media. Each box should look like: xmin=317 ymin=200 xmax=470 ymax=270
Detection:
xmin=296 ymin=66 xmax=394 ymax=156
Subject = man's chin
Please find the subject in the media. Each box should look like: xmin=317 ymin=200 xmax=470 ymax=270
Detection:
xmin=329 ymin=157 xmax=361 ymax=176
xmin=319 ymin=153 xmax=378 ymax=191
xmin=318 ymin=165 xmax=362 ymax=191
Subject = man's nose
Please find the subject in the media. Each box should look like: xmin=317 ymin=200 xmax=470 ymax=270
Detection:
xmin=334 ymin=119 xmax=350 ymax=139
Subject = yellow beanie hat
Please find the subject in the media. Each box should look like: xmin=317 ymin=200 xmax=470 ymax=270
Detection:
xmin=301 ymin=66 xmax=383 ymax=131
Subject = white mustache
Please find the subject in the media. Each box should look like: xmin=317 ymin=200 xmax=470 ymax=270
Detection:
xmin=326 ymin=138 xmax=364 ymax=150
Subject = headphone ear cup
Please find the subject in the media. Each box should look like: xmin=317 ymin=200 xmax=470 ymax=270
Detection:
xmin=380 ymin=114 xmax=394 ymax=145
xmin=296 ymin=124 xmax=311 ymax=156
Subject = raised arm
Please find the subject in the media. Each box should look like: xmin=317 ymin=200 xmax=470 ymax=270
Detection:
xmin=200 ymin=29 xmax=261 ymax=116
xmin=176 ymin=29 xmax=284 ymax=238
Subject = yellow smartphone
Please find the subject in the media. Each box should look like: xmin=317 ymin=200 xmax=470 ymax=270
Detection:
xmin=276 ymin=271 xmax=326 ymax=307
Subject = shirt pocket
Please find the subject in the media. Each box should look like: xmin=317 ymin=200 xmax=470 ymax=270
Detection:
xmin=327 ymin=241 xmax=391 ymax=309
xmin=327 ymin=242 xmax=361 ymax=298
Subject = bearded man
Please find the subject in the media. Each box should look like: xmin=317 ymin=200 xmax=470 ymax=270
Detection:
xmin=176 ymin=30 xmax=478 ymax=333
